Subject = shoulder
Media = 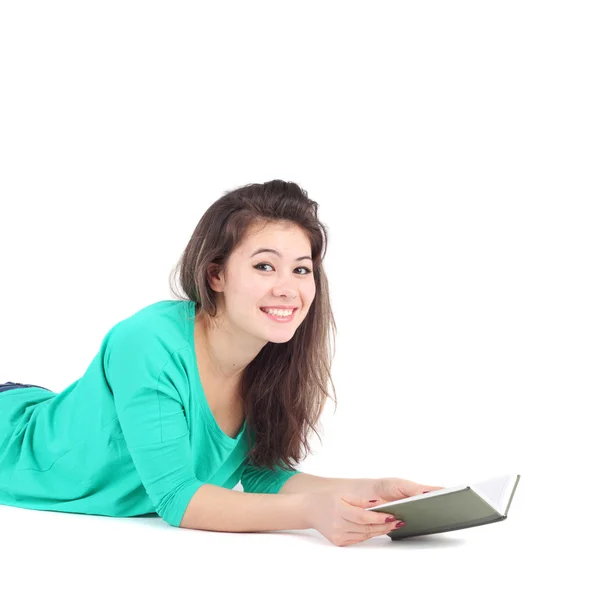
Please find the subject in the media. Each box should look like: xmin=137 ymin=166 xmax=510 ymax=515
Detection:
xmin=101 ymin=300 xmax=193 ymax=372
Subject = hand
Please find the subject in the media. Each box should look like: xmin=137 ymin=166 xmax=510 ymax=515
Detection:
xmin=358 ymin=477 xmax=445 ymax=507
xmin=302 ymin=491 xmax=406 ymax=547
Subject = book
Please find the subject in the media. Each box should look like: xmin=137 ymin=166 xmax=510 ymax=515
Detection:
xmin=365 ymin=473 xmax=520 ymax=540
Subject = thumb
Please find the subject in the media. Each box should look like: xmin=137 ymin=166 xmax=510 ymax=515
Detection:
xmin=340 ymin=492 xmax=381 ymax=509
xmin=422 ymin=485 xmax=445 ymax=494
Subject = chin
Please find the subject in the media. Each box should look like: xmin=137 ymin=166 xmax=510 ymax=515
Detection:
xmin=265 ymin=331 xmax=296 ymax=344
xmin=263 ymin=328 xmax=297 ymax=344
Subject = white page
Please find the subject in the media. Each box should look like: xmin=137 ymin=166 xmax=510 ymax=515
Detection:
xmin=367 ymin=473 xmax=518 ymax=512
xmin=471 ymin=474 xmax=518 ymax=514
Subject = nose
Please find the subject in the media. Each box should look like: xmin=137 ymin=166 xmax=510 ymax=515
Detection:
xmin=271 ymin=271 xmax=300 ymax=299
xmin=272 ymin=288 xmax=298 ymax=300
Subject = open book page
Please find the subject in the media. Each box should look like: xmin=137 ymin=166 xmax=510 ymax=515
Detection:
xmin=366 ymin=483 xmax=466 ymax=509
xmin=471 ymin=473 xmax=520 ymax=514
xmin=366 ymin=473 xmax=520 ymax=513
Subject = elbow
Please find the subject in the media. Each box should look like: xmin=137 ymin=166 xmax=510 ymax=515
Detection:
xmin=154 ymin=480 xmax=206 ymax=529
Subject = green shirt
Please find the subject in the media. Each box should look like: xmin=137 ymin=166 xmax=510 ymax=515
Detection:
xmin=0 ymin=300 xmax=300 ymax=527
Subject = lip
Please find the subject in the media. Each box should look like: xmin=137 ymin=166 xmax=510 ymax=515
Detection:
xmin=260 ymin=305 xmax=299 ymax=310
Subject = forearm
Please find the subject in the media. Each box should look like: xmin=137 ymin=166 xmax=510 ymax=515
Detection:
xmin=279 ymin=472 xmax=375 ymax=495
xmin=179 ymin=483 xmax=309 ymax=532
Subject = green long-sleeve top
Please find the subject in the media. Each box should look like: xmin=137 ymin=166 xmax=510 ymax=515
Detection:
xmin=0 ymin=300 xmax=301 ymax=526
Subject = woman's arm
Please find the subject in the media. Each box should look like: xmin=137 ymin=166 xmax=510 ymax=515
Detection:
xmin=279 ymin=472 xmax=375 ymax=495
xmin=180 ymin=483 xmax=309 ymax=532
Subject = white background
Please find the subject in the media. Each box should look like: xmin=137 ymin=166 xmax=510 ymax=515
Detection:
xmin=0 ymin=1 xmax=597 ymax=598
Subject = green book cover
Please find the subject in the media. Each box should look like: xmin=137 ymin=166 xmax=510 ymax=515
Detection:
xmin=366 ymin=473 xmax=520 ymax=540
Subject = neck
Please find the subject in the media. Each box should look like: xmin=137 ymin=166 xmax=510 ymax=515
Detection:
xmin=195 ymin=312 xmax=266 ymax=383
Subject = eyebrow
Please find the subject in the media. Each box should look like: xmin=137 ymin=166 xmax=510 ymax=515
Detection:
xmin=250 ymin=248 xmax=313 ymax=262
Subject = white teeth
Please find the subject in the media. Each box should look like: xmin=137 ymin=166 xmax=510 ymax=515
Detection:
xmin=263 ymin=308 xmax=293 ymax=317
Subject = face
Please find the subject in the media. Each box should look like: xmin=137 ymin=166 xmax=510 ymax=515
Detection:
xmin=208 ymin=221 xmax=317 ymax=344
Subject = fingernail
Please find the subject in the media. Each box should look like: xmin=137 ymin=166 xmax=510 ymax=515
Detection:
xmin=395 ymin=522 xmax=406 ymax=528
xmin=369 ymin=500 xmax=377 ymax=502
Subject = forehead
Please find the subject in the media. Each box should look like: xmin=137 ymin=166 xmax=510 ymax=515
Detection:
xmin=239 ymin=222 xmax=311 ymax=250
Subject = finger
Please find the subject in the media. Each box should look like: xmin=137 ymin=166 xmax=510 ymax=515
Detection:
xmin=338 ymin=532 xmax=370 ymax=546
xmin=402 ymin=480 xmax=445 ymax=496
xmin=340 ymin=494 xmax=399 ymax=526
xmin=340 ymin=523 xmax=406 ymax=546
xmin=381 ymin=478 xmax=420 ymax=497
xmin=337 ymin=535 xmax=365 ymax=547
xmin=342 ymin=515 xmax=405 ymax=535
xmin=340 ymin=522 xmax=404 ymax=546
xmin=349 ymin=508 xmax=398 ymax=528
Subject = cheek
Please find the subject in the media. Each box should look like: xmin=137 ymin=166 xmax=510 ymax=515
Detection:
xmin=304 ymin=282 xmax=317 ymax=304
xmin=238 ymin=278 xmax=262 ymax=296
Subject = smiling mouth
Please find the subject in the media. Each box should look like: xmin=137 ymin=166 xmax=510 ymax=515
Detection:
xmin=260 ymin=307 xmax=298 ymax=321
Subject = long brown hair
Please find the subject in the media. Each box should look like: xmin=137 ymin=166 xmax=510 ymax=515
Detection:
xmin=169 ymin=180 xmax=338 ymax=470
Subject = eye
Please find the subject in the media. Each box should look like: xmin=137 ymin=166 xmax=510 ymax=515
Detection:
xmin=254 ymin=263 xmax=312 ymax=275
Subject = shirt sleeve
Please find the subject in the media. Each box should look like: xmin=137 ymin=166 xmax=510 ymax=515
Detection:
xmin=240 ymin=460 xmax=302 ymax=494
xmin=105 ymin=322 xmax=204 ymax=527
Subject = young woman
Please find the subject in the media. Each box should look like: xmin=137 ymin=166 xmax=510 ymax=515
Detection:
xmin=0 ymin=180 xmax=442 ymax=547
